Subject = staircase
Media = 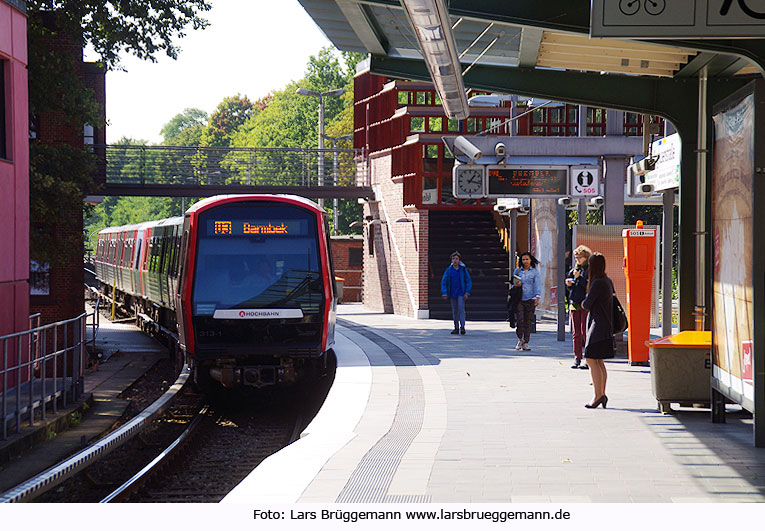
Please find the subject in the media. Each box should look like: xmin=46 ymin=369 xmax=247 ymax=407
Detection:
xmin=428 ymin=211 xmax=510 ymax=321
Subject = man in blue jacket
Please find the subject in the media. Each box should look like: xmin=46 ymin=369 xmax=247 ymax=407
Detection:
xmin=441 ymin=251 xmax=472 ymax=335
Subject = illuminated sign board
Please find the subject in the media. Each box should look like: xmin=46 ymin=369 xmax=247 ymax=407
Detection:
xmin=486 ymin=166 xmax=569 ymax=197
xmin=207 ymin=220 xmax=307 ymax=236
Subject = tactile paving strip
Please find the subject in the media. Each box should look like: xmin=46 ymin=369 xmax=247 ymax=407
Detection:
xmin=335 ymin=320 xmax=427 ymax=503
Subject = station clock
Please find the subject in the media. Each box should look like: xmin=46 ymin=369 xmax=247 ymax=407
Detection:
xmin=452 ymin=164 xmax=486 ymax=199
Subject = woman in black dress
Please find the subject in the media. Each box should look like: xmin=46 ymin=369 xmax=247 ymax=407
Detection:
xmin=581 ymin=253 xmax=614 ymax=409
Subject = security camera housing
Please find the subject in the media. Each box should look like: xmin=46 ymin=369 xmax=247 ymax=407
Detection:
xmin=638 ymin=183 xmax=655 ymax=195
xmin=589 ymin=196 xmax=604 ymax=207
xmin=629 ymin=156 xmax=658 ymax=176
xmin=494 ymin=142 xmax=506 ymax=158
xmin=557 ymin=197 xmax=572 ymax=207
xmin=454 ymin=136 xmax=482 ymax=161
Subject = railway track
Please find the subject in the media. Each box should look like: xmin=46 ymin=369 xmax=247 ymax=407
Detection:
xmin=106 ymin=393 xmax=306 ymax=503
xmin=8 ymin=367 xmax=333 ymax=503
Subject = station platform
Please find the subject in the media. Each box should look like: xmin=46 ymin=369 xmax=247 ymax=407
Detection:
xmin=0 ymin=317 xmax=166 ymax=493
xmin=223 ymin=304 xmax=765 ymax=504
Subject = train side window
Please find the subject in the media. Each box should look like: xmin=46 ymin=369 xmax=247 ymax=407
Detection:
xmin=164 ymin=227 xmax=173 ymax=275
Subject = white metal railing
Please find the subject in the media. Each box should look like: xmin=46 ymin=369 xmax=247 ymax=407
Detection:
xmin=1 ymin=313 xmax=87 ymax=440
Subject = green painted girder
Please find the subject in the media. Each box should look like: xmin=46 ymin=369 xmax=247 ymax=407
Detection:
xmin=370 ymin=55 xmax=747 ymax=128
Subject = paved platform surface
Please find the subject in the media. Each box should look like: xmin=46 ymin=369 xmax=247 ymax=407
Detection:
xmin=224 ymin=304 xmax=765 ymax=504
xmin=0 ymin=314 xmax=166 ymax=493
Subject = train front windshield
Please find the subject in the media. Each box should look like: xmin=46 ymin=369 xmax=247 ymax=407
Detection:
xmin=192 ymin=203 xmax=323 ymax=322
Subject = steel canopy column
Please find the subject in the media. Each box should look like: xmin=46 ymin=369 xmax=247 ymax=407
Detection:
xmin=662 ymin=189 xmax=674 ymax=337
xmin=604 ymin=110 xmax=625 ymax=225
xmin=557 ymin=201 xmax=566 ymax=342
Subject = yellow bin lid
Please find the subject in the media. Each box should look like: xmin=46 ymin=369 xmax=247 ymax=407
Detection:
xmin=646 ymin=330 xmax=711 ymax=349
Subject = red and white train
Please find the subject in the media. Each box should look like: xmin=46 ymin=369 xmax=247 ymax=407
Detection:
xmin=94 ymin=195 xmax=337 ymax=389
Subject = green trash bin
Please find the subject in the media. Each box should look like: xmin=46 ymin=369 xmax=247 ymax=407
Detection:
xmin=647 ymin=331 xmax=711 ymax=413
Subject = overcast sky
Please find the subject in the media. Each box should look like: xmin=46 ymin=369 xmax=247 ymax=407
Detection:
xmin=102 ymin=2 xmax=332 ymax=144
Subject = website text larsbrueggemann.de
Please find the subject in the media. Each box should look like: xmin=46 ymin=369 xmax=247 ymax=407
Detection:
xmin=253 ymin=508 xmax=572 ymax=524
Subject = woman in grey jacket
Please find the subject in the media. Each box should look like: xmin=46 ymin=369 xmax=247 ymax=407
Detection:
xmin=513 ymin=252 xmax=541 ymax=351
xmin=581 ymin=253 xmax=614 ymax=409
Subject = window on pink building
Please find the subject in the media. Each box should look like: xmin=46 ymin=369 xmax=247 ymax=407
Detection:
xmin=1 ymin=59 xmax=7 ymax=160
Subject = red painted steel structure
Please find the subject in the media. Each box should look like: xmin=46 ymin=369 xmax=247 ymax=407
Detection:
xmin=0 ymin=1 xmax=29 ymax=390
xmin=353 ymin=70 xmax=656 ymax=212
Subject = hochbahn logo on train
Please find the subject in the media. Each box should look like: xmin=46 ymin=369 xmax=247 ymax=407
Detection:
xmin=213 ymin=309 xmax=305 ymax=319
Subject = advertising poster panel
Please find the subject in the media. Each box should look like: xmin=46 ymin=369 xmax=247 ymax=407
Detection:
xmin=711 ymin=93 xmax=755 ymax=410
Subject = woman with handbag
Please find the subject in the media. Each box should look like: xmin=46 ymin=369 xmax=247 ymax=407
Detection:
xmin=581 ymin=253 xmax=615 ymax=408
xmin=565 ymin=245 xmax=592 ymax=369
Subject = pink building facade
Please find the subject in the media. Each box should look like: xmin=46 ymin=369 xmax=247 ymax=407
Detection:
xmin=0 ymin=0 xmax=29 ymax=339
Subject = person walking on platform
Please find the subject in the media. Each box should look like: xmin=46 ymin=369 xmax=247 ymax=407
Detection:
xmin=581 ymin=252 xmax=615 ymax=409
xmin=513 ymin=252 xmax=541 ymax=351
xmin=441 ymin=251 xmax=472 ymax=335
xmin=565 ymin=245 xmax=592 ymax=369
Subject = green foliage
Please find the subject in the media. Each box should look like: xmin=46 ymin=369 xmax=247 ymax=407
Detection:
xmin=201 ymin=95 xmax=254 ymax=147
xmin=27 ymin=2 xmax=211 ymax=263
xmin=28 ymin=1 xmax=212 ymax=69
xmin=30 ymin=143 xmax=96 ymax=265
xmin=161 ymin=108 xmax=208 ymax=145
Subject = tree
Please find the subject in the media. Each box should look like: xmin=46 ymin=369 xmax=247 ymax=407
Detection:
xmin=28 ymin=1 xmax=211 ymax=69
xmin=161 ymin=108 xmax=208 ymax=145
xmin=27 ymin=1 xmax=211 ymax=264
xmin=200 ymin=95 xmax=254 ymax=147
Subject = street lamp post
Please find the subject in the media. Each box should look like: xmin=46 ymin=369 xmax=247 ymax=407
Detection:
xmin=296 ymin=87 xmax=345 ymax=209
xmin=325 ymin=133 xmax=353 ymax=235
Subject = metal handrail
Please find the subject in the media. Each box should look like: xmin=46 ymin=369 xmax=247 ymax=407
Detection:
xmin=93 ymin=144 xmax=362 ymax=188
xmin=0 ymin=364 xmax=189 ymax=503
xmin=1 ymin=313 xmax=87 ymax=440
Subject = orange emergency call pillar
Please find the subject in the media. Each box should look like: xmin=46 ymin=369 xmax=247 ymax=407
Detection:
xmin=622 ymin=221 xmax=657 ymax=366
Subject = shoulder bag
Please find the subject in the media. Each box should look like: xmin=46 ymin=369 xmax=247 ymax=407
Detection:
xmin=613 ymin=294 xmax=628 ymax=334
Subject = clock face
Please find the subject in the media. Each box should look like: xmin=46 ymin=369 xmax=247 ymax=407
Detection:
xmin=456 ymin=167 xmax=484 ymax=197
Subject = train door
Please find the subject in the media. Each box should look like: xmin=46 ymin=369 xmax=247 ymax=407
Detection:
xmin=322 ymin=215 xmax=337 ymax=351
xmin=175 ymin=218 xmax=192 ymax=352
xmin=132 ymin=228 xmax=143 ymax=297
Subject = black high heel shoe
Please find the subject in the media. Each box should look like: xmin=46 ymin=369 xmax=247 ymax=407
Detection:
xmin=584 ymin=395 xmax=608 ymax=409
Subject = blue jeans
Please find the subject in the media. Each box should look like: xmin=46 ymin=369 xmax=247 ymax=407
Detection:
xmin=450 ymin=296 xmax=466 ymax=330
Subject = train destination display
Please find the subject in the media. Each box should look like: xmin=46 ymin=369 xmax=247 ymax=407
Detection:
xmin=208 ymin=219 xmax=307 ymax=236
xmin=486 ymin=166 xmax=569 ymax=197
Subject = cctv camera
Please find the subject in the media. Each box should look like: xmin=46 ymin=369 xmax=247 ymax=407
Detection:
xmin=494 ymin=142 xmax=506 ymax=158
xmin=454 ymin=136 xmax=482 ymax=162
xmin=517 ymin=206 xmax=529 ymax=214
xmin=637 ymin=183 xmax=655 ymax=195
xmin=557 ymin=197 xmax=572 ymax=207
xmin=629 ymin=156 xmax=658 ymax=176
xmin=494 ymin=204 xmax=508 ymax=212
xmin=589 ymin=196 xmax=604 ymax=207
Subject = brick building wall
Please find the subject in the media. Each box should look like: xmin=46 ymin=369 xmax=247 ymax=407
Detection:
xmin=330 ymin=236 xmax=363 ymax=303
xmin=362 ymin=152 xmax=429 ymax=318
xmin=29 ymin=12 xmax=106 ymax=326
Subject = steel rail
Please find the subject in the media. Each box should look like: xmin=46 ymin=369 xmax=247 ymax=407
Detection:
xmin=100 ymin=404 xmax=208 ymax=503
xmin=0 ymin=363 xmax=190 ymax=503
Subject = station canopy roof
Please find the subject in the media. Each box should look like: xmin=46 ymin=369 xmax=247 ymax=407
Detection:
xmin=298 ymin=0 xmax=764 ymax=80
